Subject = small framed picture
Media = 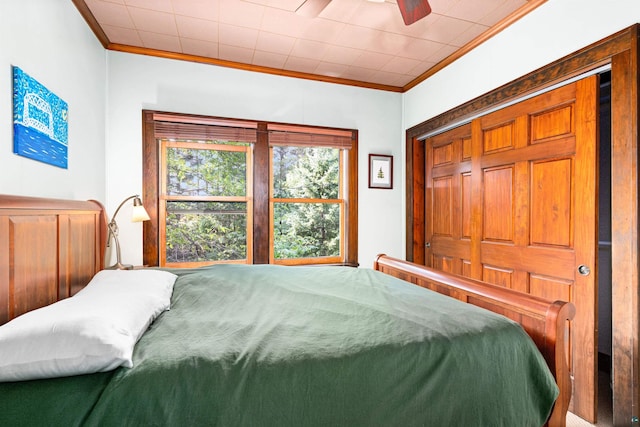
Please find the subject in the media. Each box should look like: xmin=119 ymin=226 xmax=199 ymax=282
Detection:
xmin=369 ymin=154 xmax=393 ymax=189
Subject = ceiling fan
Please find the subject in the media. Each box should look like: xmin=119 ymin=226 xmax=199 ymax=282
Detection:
xmin=296 ymin=0 xmax=432 ymax=26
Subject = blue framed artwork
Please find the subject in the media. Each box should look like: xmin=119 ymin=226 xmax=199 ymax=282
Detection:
xmin=12 ymin=66 xmax=68 ymax=168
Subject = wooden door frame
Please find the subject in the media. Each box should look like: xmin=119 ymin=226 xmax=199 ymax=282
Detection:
xmin=405 ymin=25 xmax=639 ymax=425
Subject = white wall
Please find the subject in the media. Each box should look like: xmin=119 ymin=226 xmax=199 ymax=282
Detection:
xmin=403 ymin=0 xmax=640 ymax=129
xmin=105 ymin=52 xmax=404 ymax=267
xmin=0 ymin=0 xmax=106 ymax=200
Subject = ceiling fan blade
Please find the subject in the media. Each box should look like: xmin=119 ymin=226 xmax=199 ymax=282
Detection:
xmin=396 ymin=0 xmax=431 ymax=25
xmin=295 ymin=0 xmax=332 ymax=18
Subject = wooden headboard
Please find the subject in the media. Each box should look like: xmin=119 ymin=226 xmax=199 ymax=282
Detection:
xmin=0 ymin=194 xmax=107 ymax=325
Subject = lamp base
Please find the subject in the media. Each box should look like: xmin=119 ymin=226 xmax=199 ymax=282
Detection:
xmin=105 ymin=262 xmax=134 ymax=270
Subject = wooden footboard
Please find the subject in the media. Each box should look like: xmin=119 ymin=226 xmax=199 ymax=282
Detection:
xmin=374 ymin=254 xmax=575 ymax=427
xmin=0 ymin=194 xmax=107 ymax=326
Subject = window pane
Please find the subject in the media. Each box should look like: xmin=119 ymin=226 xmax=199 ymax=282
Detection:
xmin=272 ymin=146 xmax=339 ymax=199
xmin=165 ymin=201 xmax=247 ymax=263
xmin=167 ymin=147 xmax=246 ymax=196
xmin=273 ymin=202 xmax=340 ymax=259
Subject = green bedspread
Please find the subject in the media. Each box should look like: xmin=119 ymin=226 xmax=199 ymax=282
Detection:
xmin=0 ymin=264 xmax=558 ymax=426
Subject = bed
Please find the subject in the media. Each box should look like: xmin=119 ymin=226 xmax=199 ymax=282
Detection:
xmin=0 ymin=194 xmax=574 ymax=427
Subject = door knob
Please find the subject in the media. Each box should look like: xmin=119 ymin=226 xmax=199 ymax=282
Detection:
xmin=577 ymin=264 xmax=591 ymax=276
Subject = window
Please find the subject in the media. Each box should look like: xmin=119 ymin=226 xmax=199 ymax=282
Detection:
xmin=143 ymin=111 xmax=358 ymax=267
xmin=269 ymin=124 xmax=353 ymax=265
xmin=162 ymin=140 xmax=252 ymax=265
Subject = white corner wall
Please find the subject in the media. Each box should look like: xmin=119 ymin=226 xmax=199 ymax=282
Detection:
xmin=105 ymin=52 xmax=404 ymax=267
xmin=403 ymin=0 xmax=640 ymax=129
xmin=0 ymin=0 xmax=106 ymax=200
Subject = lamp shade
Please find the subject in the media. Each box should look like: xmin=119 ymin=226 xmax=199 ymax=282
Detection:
xmin=131 ymin=198 xmax=151 ymax=222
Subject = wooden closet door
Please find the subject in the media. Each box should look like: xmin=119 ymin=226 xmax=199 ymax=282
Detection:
xmin=425 ymin=123 xmax=473 ymax=276
xmin=425 ymin=76 xmax=598 ymax=422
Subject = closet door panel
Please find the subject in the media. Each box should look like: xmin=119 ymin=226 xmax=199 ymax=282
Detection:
xmin=424 ymin=77 xmax=598 ymax=420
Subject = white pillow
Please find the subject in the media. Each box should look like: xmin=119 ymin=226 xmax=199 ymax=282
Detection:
xmin=0 ymin=269 xmax=177 ymax=382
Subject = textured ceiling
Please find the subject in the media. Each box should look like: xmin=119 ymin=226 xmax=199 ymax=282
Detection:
xmin=74 ymin=0 xmax=544 ymax=92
